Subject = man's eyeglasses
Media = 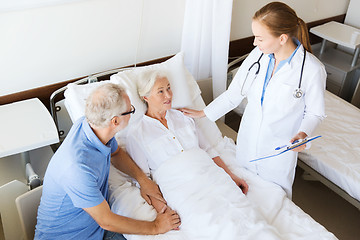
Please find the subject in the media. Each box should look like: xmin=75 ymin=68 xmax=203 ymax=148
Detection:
xmin=121 ymin=104 xmax=136 ymax=116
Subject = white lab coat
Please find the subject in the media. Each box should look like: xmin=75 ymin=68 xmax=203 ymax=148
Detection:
xmin=204 ymin=45 xmax=326 ymax=198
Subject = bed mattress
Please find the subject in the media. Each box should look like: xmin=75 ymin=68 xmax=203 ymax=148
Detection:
xmin=299 ymin=91 xmax=360 ymax=202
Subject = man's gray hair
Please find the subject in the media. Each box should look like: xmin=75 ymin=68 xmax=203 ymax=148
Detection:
xmin=85 ymin=83 xmax=127 ymax=128
xmin=137 ymin=70 xmax=168 ymax=102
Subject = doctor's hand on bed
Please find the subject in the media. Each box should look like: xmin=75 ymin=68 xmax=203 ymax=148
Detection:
xmin=290 ymin=131 xmax=308 ymax=152
xmin=179 ymin=108 xmax=205 ymax=118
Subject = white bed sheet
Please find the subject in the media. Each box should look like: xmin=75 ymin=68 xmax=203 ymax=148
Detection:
xmin=299 ymin=91 xmax=360 ymax=202
xmin=109 ymin=137 xmax=336 ymax=240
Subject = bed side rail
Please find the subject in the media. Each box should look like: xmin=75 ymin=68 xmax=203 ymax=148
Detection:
xmin=227 ymin=53 xmax=248 ymax=71
xmin=49 ymin=67 xmax=134 ymax=141
xmin=297 ymin=159 xmax=360 ymax=211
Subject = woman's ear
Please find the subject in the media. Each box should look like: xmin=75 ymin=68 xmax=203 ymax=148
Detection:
xmin=142 ymin=96 xmax=148 ymax=103
xmin=279 ymin=33 xmax=289 ymax=45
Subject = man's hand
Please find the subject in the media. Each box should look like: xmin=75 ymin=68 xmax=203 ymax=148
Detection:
xmin=138 ymin=177 xmax=167 ymax=206
xmin=111 ymin=147 xmax=166 ymax=205
xmin=153 ymin=206 xmax=181 ymax=234
xmin=84 ymin=200 xmax=179 ymax=235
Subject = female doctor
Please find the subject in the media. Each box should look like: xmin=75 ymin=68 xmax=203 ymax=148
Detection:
xmin=182 ymin=2 xmax=326 ymax=199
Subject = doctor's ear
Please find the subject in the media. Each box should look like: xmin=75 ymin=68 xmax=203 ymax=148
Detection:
xmin=279 ymin=34 xmax=289 ymax=45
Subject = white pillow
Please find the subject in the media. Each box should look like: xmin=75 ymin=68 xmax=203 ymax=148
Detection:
xmin=111 ymin=52 xmax=202 ymax=144
xmin=110 ymin=52 xmax=198 ymax=109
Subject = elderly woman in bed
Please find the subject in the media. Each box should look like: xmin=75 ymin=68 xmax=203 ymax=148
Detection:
xmin=126 ymin=70 xmax=248 ymax=212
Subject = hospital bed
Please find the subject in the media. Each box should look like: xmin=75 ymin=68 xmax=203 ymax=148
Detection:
xmin=50 ymin=52 xmax=337 ymax=239
xmin=298 ymin=91 xmax=360 ymax=210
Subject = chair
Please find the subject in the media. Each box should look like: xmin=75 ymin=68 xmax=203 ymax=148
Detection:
xmin=15 ymin=185 xmax=43 ymax=240
xmin=0 ymin=180 xmax=28 ymax=240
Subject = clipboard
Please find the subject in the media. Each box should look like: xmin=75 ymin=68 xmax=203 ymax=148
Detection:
xmin=250 ymin=135 xmax=322 ymax=162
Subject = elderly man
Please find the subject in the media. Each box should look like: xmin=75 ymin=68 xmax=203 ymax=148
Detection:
xmin=35 ymin=83 xmax=180 ymax=240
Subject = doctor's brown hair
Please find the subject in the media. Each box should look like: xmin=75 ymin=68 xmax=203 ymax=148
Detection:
xmin=253 ymin=1 xmax=312 ymax=53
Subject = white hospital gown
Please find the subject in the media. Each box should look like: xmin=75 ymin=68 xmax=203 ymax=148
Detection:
xmin=126 ymin=109 xmax=219 ymax=176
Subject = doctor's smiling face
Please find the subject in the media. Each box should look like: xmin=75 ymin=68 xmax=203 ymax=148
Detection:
xmin=143 ymin=76 xmax=173 ymax=114
xmin=252 ymin=19 xmax=283 ymax=55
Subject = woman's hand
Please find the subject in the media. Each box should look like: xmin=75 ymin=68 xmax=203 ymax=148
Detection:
xmin=231 ymin=175 xmax=249 ymax=195
xmin=179 ymin=108 xmax=205 ymax=118
xmin=212 ymin=156 xmax=249 ymax=195
xmin=290 ymin=131 xmax=308 ymax=152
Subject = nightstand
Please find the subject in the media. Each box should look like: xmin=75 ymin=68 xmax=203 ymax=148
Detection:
xmin=310 ymin=21 xmax=360 ymax=101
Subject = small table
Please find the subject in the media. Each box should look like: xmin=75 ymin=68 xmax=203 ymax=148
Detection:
xmin=0 ymin=98 xmax=59 ymax=188
xmin=0 ymin=98 xmax=59 ymax=240
xmin=310 ymin=21 xmax=360 ymax=67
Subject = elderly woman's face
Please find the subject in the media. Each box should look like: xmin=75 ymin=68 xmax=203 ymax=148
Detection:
xmin=146 ymin=76 xmax=172 ymax=112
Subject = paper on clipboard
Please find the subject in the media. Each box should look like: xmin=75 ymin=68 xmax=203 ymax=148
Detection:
xmin=249 ymin=135 xmax=322 ymax=162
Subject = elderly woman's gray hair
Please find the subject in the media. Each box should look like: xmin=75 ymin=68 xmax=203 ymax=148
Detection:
xmin=137 ymin=70 xmax=169 ymax=102
xmin=85 ymin=83 xmax=127 ymax=128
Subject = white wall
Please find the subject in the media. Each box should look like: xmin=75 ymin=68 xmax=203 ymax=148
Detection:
xmin=230 ymin=0 xmax=350 ymax=40
xmin=0 ymin=0 xmax=185 ymax=96
xmin=0 ymin=0 xmax=350 ymax=96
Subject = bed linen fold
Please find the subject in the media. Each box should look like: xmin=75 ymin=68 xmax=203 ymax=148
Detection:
xmin=109 ymin=145 xmax=337 ymax=240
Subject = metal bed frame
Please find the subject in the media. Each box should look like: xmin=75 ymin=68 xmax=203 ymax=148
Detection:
xmin=298 ymin=159 xmax=360 ymax=210
xmin=49 ymin=67 xmax=133 ymax=142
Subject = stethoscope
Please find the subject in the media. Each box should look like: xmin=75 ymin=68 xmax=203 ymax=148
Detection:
xmin=241 ymin=48 xmax=306 ymax=99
